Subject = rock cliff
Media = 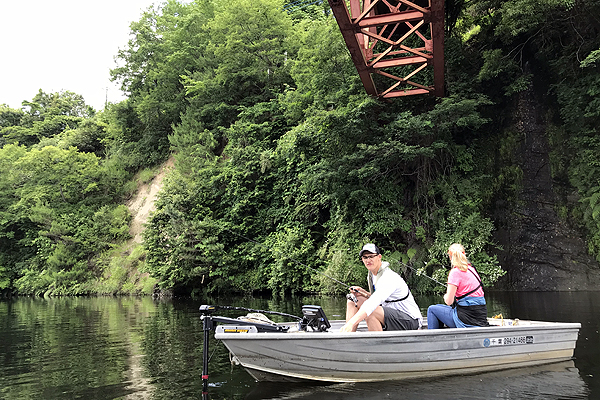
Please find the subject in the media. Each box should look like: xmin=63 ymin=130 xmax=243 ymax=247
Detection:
xmin=493 ymin=76 xmax=600 ymax=290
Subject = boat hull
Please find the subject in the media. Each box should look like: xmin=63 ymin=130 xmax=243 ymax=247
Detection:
xmin=214 ymin=319 xmax=580 ymax=382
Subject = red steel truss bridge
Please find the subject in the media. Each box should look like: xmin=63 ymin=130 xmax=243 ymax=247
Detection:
xmin=327 ymin=0 xmax=445 ymax=98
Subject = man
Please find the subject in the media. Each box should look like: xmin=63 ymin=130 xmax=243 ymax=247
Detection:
xmin=340 ymin=243 xmax=422 ymax=332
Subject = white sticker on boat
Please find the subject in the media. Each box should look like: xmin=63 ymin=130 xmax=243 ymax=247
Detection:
xmin=483 ymin=336 xmax=534 ymax=347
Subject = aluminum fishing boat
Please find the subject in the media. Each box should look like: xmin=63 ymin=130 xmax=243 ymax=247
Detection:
xmin=200 ymin=305 xmax=581 ymax=383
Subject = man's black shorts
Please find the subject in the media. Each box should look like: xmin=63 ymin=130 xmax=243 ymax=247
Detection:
xmin=383 ymin=307 xmax=419 ymax=330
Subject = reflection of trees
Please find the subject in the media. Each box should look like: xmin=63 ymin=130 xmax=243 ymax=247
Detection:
xmin=0 ymin=297 xmax=157 ymax=398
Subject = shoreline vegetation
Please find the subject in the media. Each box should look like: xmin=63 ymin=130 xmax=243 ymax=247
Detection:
xmin=2 ymin=0 xmax=600 ymax=298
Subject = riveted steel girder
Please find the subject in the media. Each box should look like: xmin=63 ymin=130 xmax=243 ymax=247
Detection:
xmin=328 ymin=0 xmax=445 ymax=98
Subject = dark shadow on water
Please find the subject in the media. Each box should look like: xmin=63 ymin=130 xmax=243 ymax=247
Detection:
xmin=242 ymin=361 xmax=588 ymax=400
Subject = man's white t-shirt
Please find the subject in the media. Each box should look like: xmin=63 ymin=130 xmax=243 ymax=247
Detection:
xmin=361 ymin=261 xmax=423 ymax=327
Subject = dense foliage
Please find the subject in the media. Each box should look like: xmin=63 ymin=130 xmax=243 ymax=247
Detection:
xmin=2 ymin=0 xmax=600 ymax=296
xmin=0 ymin=91 xmax=133 ymax=294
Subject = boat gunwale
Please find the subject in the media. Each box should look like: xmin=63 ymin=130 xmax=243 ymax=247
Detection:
xmin=215 ymin=320 xmax=581 ymax=340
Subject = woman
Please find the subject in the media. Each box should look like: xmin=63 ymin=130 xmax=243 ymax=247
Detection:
xmin=427 ymin=243 xmax=489 ymax=329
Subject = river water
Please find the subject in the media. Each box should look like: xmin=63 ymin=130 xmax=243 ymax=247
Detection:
xmin=0 ymin=291 xmax=598 ymax=399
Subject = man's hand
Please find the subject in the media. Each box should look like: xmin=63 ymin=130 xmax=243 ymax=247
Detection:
xmin=339 ymin=322 xmax=355 ymax=332
xmin=340 ymin=308 xmax=367 ymax=332
xmin=350 ymin=286 xmax=370 ymax=298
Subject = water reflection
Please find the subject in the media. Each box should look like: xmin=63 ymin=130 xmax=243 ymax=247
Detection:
xmin=245 ymin=361 xmax=587 ymax=400
xmin=0 ymin=296 xmax=159 ymax=399
xmin=0 ymin=292 xmax=598 ymax=399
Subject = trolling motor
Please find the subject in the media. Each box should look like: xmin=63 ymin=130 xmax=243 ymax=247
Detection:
xmin=200 ymin=305 xmax=215 ymax=396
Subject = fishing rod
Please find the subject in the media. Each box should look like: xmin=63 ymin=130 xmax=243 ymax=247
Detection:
xmin=392 ymin=259 xmax=447 ymax=288
xmin=224 ymin=228 xmax=353 ymax=290
xmin=213 ymin=305 xmax=302 ymax=321
xmin=225 ymin=228 xmax=447 ymax=292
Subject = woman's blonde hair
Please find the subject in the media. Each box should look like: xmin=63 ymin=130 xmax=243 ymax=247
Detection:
xmin=448 ymin=243 xmax=470 ymax=272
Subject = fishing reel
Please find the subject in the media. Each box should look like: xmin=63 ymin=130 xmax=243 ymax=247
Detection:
xmin=346 ymin=293 xmax=358 ymax=307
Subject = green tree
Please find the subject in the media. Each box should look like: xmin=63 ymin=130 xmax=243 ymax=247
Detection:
xmin=0 ymin=144 xmax=130 ymax=294
xmin=280 ymin=16 xmax=365 ymax=120
xmin=110 ymin=0 xmax=215 ymax=168
xmin=1 ymin=90 xmax=95 ymax=147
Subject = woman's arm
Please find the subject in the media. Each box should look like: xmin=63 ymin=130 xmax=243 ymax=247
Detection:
xmin=443 ymin=284 xmax=458 ymax=306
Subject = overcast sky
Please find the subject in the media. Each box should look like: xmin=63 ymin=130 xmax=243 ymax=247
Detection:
xmin=0 ymin=0 xmax=162 ymax=111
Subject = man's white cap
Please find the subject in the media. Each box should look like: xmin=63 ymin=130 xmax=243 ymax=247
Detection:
xmin=359 ymin=243 xmax=381 ymax=257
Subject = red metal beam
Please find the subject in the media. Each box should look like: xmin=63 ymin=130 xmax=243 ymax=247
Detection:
xmin=356 ymin=11 xmax=428 ymax=28
xmin=327 ymin=0 xmax=445 ymax=99
xmin=328 ymin=0 xmax=378 ymax=96
xmin=430 ymin=0 xmax=445 ymax=97
xmin=371 ymin=56 xmax=430 ymax=68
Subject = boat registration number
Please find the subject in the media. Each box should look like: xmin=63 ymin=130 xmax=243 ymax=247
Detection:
xmin=483 ymin=336 xmax=534 ymax=347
